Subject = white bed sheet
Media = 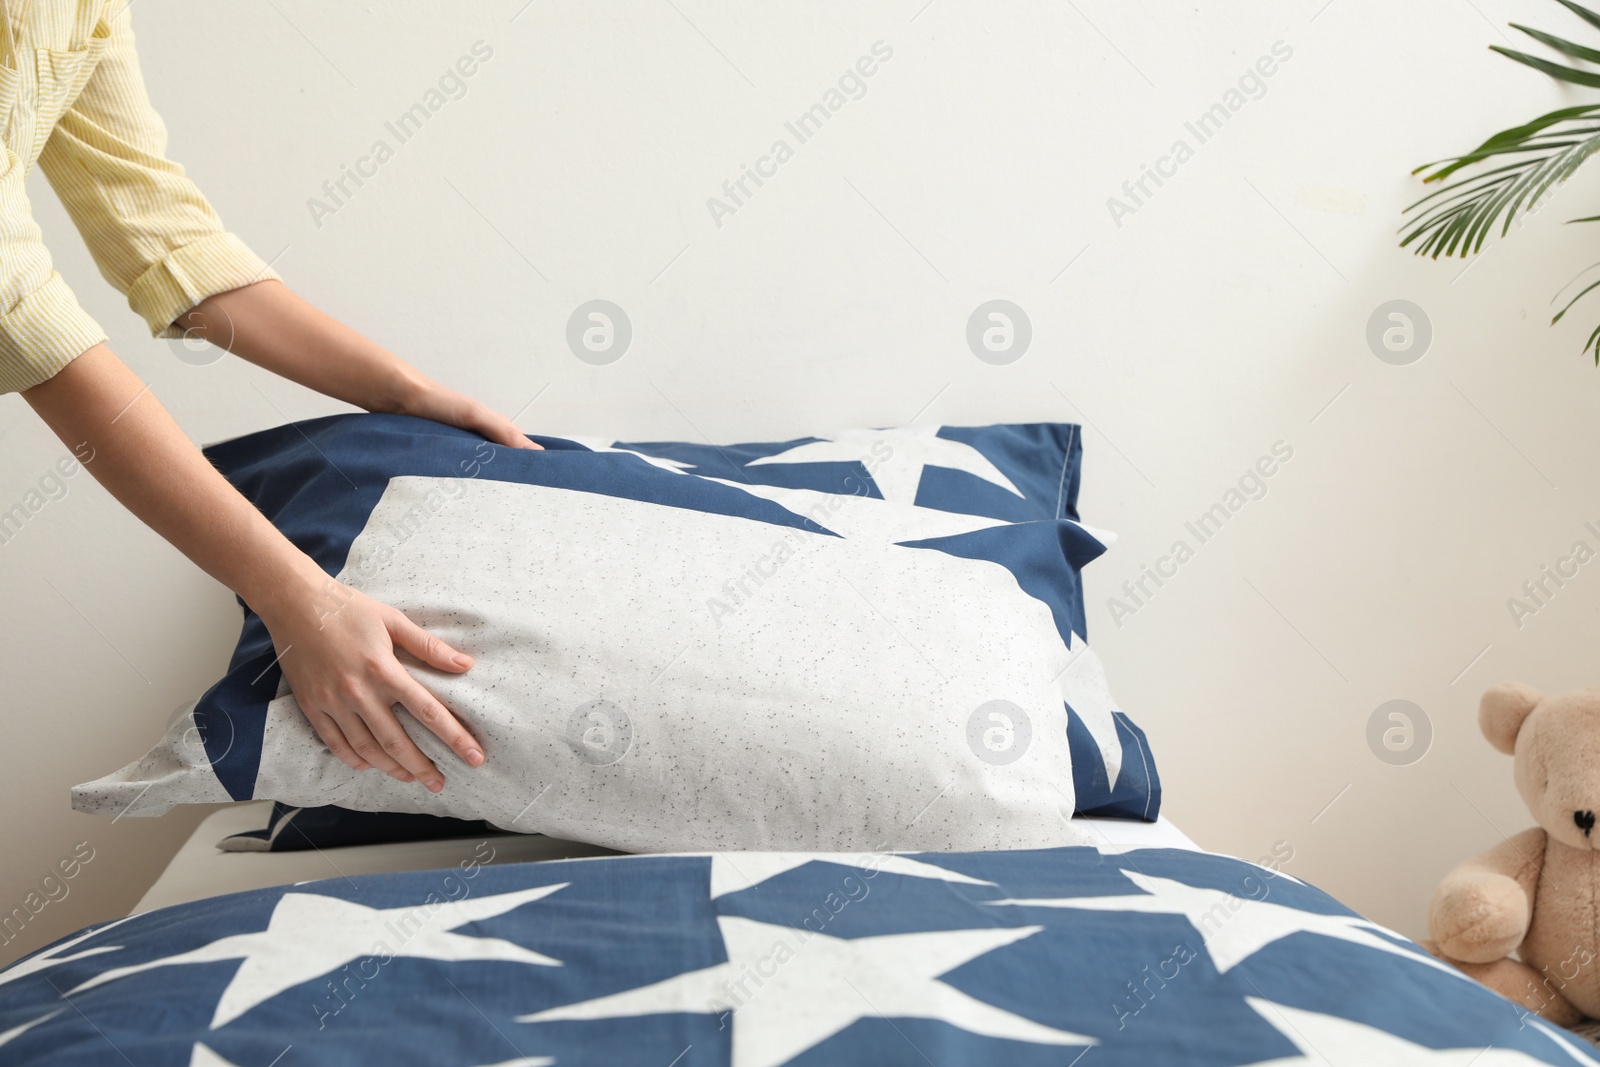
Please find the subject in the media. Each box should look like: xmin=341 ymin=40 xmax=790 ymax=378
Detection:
xmin=134 ymin=801 xmax=1201 ymax=914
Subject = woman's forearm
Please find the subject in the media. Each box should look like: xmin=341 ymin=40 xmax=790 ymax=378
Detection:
xmin=173 ymin=278 xmax=421 ymax=412
xmin=172 ymin=280 xmax=537 ymax=450
xmin=23 ymin=342 xmax=326 ymax=617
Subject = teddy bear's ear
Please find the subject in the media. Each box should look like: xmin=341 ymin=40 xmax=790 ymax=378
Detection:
xmin=1479 ymin=682 xmax=1543 ymax=754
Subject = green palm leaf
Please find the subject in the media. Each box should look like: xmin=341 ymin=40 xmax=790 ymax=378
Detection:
xmin=1401 ymin=0 xmax=1600 ymax=361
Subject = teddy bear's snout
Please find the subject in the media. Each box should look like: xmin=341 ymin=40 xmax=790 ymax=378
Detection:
xmin=1575 ymin=810 xmax=1596 ymax=838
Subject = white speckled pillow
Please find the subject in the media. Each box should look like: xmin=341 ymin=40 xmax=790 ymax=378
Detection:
xmin=74 ymin=415 xmax=1123 ymax=853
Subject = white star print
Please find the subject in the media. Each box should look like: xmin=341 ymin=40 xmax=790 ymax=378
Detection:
xmin=1086 ymin=836 xmax=1161 ymax=858
xmin=990 ymin=870 xmax=1452 ymax=977
xmin=0 ymin=1008 xmax=62 ymax=1050
xmin=565 ymin=437 xmax=697 ymax=475
xmin=1241 ymin=997 xmax=1581 ymax=1065
xmin=0 ymin=917 xmax=129 ymax=991
xmin=1080 ymin=834 xmax=1309 ymax=885
xmin=192 ymin=1041 xmax=557 ymax=1067
xmin=1527 ymin=1017 xmax=1600 ymax=1067
xmin=519 ymin=915 xmax=1089 ymax=1067
xmin=189 ymin=1043 xmax=242 ymax=1067
xmin=707 ymin=852 xmax=994 ymax=898
xmin=1056 ymin=635 xmax=1125 ymax=793
xmin=70 ymin=883 xmax=568 ymax=1028
xmin=745 ymin=427 xmax=1025 ymax=505
xmin=697 ymin=477 xmax=1010 ymax=543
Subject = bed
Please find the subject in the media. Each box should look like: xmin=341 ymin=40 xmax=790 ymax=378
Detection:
xmin=12 ymin=418 xmax=1595 ymax=1063
xmin=134 ymin=802 xmax=1202 ymax=913
xmin=6 ymin=813 xmax=1599 ymax=1065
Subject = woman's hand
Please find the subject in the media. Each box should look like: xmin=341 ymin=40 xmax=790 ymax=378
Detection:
xmin=388 ymin=369 xmax=541 ymax=452
xmin=256 ymin=578 xmax=485 ymax=792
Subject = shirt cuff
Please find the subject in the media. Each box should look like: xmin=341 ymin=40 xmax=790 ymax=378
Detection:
xmin=0 ymin=271 xmax=109 ymax=393
xmin=127 ymin=231 xmax=282 ymax=339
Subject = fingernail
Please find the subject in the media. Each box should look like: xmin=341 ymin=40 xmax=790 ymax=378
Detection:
xmin=454 ymin=654 xmax=472 ymax=668
xmin=427 ymin=779 xmax=444 ymax=793
xmin=464 ymin=748 xmax=484 ymax=766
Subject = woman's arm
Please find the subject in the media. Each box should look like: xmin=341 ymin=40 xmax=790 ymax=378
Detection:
xmin=23 ymin=344 xmax=488 ymax=793
xmin=174 ymin=279 xmax=537 ymax=451
xmin=37 ymin=5 xmax=533 ymax=453
xmin=14 ymin=7 xmax=518 ymax=790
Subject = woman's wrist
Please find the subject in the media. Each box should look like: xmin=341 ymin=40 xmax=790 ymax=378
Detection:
xmin=310 ymin=336 xmax=427 ymax=417
xmin=234 ymin=541 xmax=338 ymax=631
xmin=374 ymin=360 xmax=433 ymax=416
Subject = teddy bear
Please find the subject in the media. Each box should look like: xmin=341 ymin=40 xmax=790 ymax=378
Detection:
xmin=1426 ymin=682 xmax=1600 ymax=1027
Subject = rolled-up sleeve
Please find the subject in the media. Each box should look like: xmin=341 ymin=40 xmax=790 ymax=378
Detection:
xmin=37 ymin=3 xmax=279 ymax=345
xmin=0 ymin=119 xmax=108 ymax=390
xmin=0 ymin=261 xmax=108 ymax=393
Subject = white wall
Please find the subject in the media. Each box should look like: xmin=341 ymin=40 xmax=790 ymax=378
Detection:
xmin=3 ymin=0 xmax=1598 ymax=966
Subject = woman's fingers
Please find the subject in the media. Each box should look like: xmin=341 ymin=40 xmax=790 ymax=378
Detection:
xmin=392 ymin=673 xmax=485 ymax=768
xmin=352 ymin=697 xmax=445 ymax=792
xmin=306 ymin=708 xmax=370 ymax=771
xmin=462 ymin=400 xmax=540 ymax=451
xmin=391 ymin=374 xmax=540 ymax=450
xmin=481 ymin=419 xmax=540 ymax=451
xmin=269 ymin=586 xmax=487 ymax=793
xmin=383 ymin=614 xmax=487 ymax=770
xmin=388 ymin=611 xmax=474 ymax=673
xmin=490 ymin=423 xmax=541 ymax=451
xmin=331 ymin=707 xmax=417 ymax=784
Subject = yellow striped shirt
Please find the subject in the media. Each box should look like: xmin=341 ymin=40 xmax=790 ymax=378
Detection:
xmin=0 ymin=0 xmax=279 ymax=393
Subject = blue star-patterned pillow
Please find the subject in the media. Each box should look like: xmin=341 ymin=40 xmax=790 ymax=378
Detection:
xmin=73 ymin=414 xmax=1157 ymax=845
xmin=217 ymin=420 xmax=1115 ymax=851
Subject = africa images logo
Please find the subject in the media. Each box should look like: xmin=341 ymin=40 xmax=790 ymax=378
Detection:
xmin=1106 ymin=40 xmax=1294 ymax=228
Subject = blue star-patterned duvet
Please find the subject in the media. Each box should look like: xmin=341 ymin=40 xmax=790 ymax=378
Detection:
xmin=2 ymin=844 xmax=1592 ymax=1066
